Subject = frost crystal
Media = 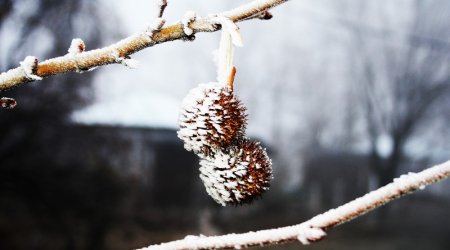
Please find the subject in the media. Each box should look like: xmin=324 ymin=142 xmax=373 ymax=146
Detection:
xmin=296 ymin=226 xmax=326 ymax=245
xmin=199 ymin=139 xmax=272 ymax=206
xmin=67 ymin=38 xmax=85 ymax=55
xmin=177 ymin=82 xmax=247 ymax=157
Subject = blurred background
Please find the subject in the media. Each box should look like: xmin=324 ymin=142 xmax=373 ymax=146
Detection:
xmin=0 ymin=0 xmax=449 ymax=249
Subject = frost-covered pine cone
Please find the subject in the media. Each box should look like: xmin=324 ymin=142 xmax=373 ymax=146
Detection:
xmin=199 ymin=139 xmax=272 ymax=206
xmin=177 ymin=82 xmax=247 ymax=157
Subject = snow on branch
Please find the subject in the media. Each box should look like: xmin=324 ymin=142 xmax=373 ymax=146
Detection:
xmin=0 ymin=0 xmax=290 ymax=92
xmin=137 ymin=160 xmax=450 ymax=250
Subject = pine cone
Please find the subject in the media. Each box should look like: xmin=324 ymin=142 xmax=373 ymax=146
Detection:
xmin=199 ymin=139 xmax=272 ymax=206
xmin=177 ymin=82 xmax=247 ymax=157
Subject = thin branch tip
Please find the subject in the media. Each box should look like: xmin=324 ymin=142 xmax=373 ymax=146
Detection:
xmin=156 ymin=0 xmax=168 ymax=18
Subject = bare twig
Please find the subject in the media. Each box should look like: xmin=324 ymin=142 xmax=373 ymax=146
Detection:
xmin=156 ymin=0 xmax=168 ymax=18
xmin=0 ymin=0 xmax=289 ymax=92
xmin=137 ymin=160 xmax=450 ymax=250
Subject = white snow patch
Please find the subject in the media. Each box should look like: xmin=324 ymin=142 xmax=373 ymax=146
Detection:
xmin=296 ymin=226 xmax=326 ymax=245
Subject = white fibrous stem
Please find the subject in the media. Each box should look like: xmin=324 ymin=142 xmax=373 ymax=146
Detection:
xmin=137 ymin=160 xmax=450 ymax=250
xmin=20 ymin=56 xmax=42 ymax=81
xmin=213 ymin=16 xmax=243 ymax=88
xmin=216 ymin=27 xmax=235 ymax=86
xmin=182 ymin=11 xmax=197 ymax=36
xmin=213 ymin=16 xmax=243 ymax=47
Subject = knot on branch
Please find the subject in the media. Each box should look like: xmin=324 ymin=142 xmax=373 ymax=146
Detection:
xmin=182 ymin=11 xmax=198 ymax=36
xmin=112 ymin=50 xmax=139 ymax=69
xmin=257 ymin=11 xmax=273 ymax=20
xmin=145 ymin=18 xmax=166 ymax=38
xmin=20 ymin=56 xmax=42 ymax=81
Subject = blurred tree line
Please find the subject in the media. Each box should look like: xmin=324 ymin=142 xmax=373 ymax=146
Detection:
xmin=0 ymin=1 xmax=126 ymax=249
xmin=258 ymin=0 xmax=450 ymax=192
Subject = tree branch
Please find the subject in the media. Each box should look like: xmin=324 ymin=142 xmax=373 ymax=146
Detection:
xmin=0 ymin=0 xmax=289 ymax=92
xmin=137 ymin=160 xmax=450 ymax=250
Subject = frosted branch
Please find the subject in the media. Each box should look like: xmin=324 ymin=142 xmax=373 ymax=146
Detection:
xmin=137 ymin=160 xmax=450 ymax=250
xmin=0 ymin=0 xmax=290 ymax=92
